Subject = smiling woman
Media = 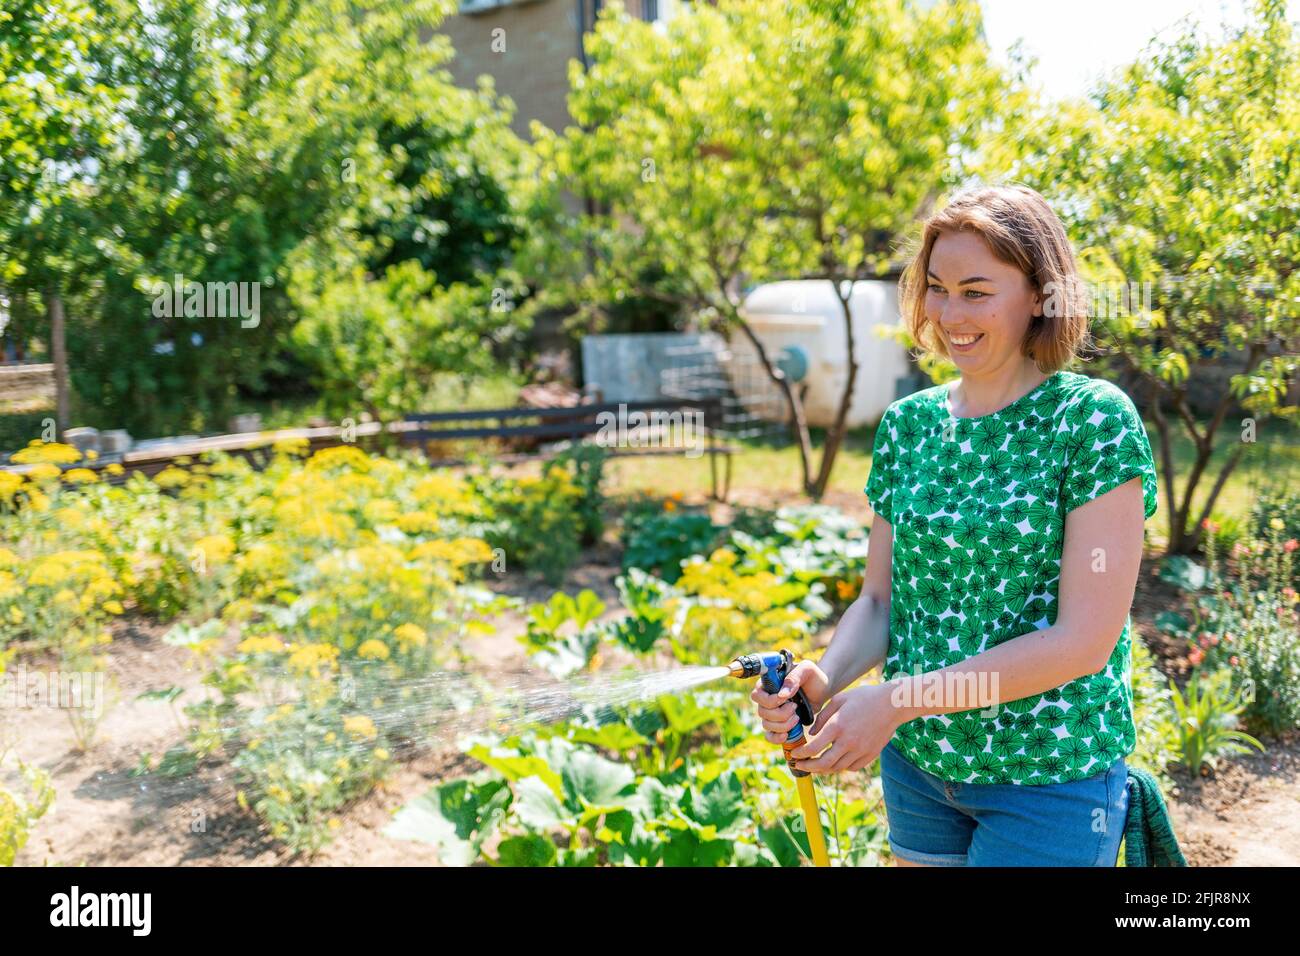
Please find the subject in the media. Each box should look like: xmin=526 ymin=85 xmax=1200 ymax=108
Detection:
xmin=749 ymin=183 xmax=1166 ymax=867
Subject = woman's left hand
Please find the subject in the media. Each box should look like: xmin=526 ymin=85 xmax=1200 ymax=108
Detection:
xmin=788 ymin=683 xmax=904 ymax=774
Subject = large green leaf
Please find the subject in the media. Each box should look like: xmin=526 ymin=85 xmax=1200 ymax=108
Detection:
xmin=385 ymin=775 xmax=511 ymax=866
xmin=560 ymin=748 xmax=636 ymax=810
xmin=496 ymin=833 xmax=558 ymax=867
xmin=513 ymin=775 xmax=573 ymax=831
xmin=683 ymin=771 xmax=746 ymax=832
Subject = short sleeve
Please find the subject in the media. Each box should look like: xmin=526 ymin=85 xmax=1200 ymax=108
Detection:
xmin=1060 ymin=384 xmax=1158 ymax=519
xmin=865 ymin=403 xmax=897 ymax=523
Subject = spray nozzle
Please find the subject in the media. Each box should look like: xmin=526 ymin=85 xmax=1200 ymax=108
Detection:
xmin=727 ymin=651 xmax=786 ymax=680
xmin=727 ymin=648 xmax=815 ymax=759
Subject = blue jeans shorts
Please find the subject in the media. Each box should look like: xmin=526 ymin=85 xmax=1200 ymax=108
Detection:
xmin=879 ymin=739 xmax=1129 ymax=866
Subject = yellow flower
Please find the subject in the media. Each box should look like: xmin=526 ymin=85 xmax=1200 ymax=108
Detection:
xmin=193 ymin=534 xmax=236 ymax=566
xmin=286 ymin=642 xmax=339 ymax=676
xmin=393 ymin=623 xmax=427 ymax=651
xmin=9 ymin=606 xmax=23 ymax=624
xmin=0 ymin=472 xmax=24 ymax=500
xmin=307 ymin=445 xmax=372 ymax=473
xmin=357 ymin=639 xmax=390 ymax=660
xmin=105 ymin=463 xmax=126 ymax=476
xmin=238 ymin=635 xmax=286 ymax=655
xmin=324 ymin=731 xmax=337 ymax=743
xmin=362 ymin=499 xmax=399 ymax=524
xmin=62 ymin=468 xmax=98 ymax=484
xmin=153 ymin=466 xmax=190 ymax=488
xmin=103 ymin=600 xmax=125 ymax=615
xmin=24 ymin=463 xmax=62 ymax=482
xmin=1271 ymin=517 xmax=1286 ymax=531
xmin=343 ymin=715 xmax=378 ymax=740
xmin=374 ymin=747 xmax=389 ymax=761
xmin=328 ymin=818 xmax=342 ymax=830
xmin=396 ymin=511 xmax=440 ymax=534
xmin=272 ymin=437 xmax=311 ymax=457
xmin=11 ymin=441 xmax=81 ymax=465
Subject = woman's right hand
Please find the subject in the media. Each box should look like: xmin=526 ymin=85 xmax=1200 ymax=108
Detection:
xmin=750 ymin=661 xmax=832 ymax=744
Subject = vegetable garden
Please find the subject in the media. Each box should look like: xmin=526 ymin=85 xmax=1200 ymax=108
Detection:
xmin=3 ymin=435 xmax=1295 ymax=866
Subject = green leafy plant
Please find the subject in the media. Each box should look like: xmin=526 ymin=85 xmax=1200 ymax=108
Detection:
xmin=0 ymin=760 xmax=55 ymax=867
xmin=621 ymin=510 xmax=721 ymax=583
xmin=1167 ymin=669 xmax=1264 ymax=777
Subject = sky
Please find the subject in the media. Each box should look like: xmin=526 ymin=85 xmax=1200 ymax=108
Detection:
xmin=978 ymin=0 xmax=1300 ymax=101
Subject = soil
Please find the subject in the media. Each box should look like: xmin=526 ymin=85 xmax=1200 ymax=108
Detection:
xmin=5 ymin=490 xmax=1296 ymax=866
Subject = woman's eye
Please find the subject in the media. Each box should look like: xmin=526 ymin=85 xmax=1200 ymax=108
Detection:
xmin=927 ymin=284 xmax=945 ymax=294
xmin=963 ymin=290 xmax=986 ymax=299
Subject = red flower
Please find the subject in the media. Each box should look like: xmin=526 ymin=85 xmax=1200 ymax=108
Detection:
xmin=1230 ymin=656 xmax=1239 ymax=667
xmin=1284 ymin=539 xmax=1298 ymax=553
xmin=1189 ymin=647 xmax=1204 ymax=666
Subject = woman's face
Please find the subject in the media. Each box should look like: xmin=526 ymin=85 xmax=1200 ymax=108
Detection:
xmin=924 ymin=229 xmax=1042 ymax=376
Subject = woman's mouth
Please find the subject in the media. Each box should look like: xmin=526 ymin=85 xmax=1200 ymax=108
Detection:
xmin=949 ymin=332 xmax=984 ymax=353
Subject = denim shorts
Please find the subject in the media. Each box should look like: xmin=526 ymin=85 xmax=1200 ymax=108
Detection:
xmin=879 ymin=739 xmax=1129 ymax=866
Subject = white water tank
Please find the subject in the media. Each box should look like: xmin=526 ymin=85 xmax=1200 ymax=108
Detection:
xmin=729 ymin=279 xmax=910 ymax=428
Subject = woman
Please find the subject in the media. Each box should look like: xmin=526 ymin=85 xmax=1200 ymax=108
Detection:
xmin=751 ymin=184 xmax=1159 ymax=866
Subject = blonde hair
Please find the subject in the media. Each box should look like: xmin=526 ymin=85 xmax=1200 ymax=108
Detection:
xmin=898 ymin=184 xmax=1092 ymax=373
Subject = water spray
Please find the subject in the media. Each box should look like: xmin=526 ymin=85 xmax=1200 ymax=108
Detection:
xmin=727 ymin=649 xmax=831 ymax=867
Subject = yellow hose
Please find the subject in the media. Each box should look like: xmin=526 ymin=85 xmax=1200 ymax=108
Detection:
xmin=794 ymin=773 xmax=831 ymax=867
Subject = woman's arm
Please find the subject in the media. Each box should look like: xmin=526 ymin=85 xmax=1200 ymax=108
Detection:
xmin=888 ymin=475 xmax=1146 ymax=723
xmin=816 ymin=511 xmax=892 ymax=698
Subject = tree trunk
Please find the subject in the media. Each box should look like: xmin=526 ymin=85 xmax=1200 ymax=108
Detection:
xmin=810 ymin=281 xmax=859 ymax=499
xmin=45 ymin=288 xmax=69 ymax=436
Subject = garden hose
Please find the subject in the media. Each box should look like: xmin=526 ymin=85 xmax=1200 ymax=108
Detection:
xmin=729 ymin=649 xmax=832 ymax=867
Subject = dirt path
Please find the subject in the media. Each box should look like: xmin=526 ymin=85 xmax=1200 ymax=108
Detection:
xmin=1165 ymin=732 xmax=1300 ymax=866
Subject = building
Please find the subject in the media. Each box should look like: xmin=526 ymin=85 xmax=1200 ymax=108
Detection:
xmin=440 ymin=0 xmax=684 ymax=141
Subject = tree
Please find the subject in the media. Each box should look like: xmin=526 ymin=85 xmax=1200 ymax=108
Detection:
xmin=0 ymin=0 xmax=125 ymax=433
xmin=2 ymin=0 xmax=535 ymax=436
xmin=1002 ymin=0 xmax=1300 ymax=554
xmin=533 ymin=0 xmax=1006 ymax=498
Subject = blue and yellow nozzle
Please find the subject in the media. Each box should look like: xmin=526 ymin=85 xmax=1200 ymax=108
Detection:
xmin=728 ymin=648 xmax=831 ymax=867
xmin=728 ymin=650 xmax=815 ymax=775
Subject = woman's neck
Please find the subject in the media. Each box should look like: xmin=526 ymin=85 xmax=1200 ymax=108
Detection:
xmin=948 ymin=360 xmax=1050 ymax=418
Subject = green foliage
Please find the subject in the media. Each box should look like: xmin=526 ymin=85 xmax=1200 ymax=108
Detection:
xmin=531 ymin=0 xmax=1007 ymax=498
xmin=621 ymin=510 xmax=721 ymax=583
xmin=1128 ymin=638 xmax=1179 ymax=782
xmin=1166 ymin=669 xmax=1264 ymax=777
xmin=1197 ymin=517 xmax=1300 ymax=736
xmin=544 ymin=444 xmax=608 ymax=547
xmin=388 ymin=693 xmax=889 ymax=867
xmin=288 ymin=262 xmax=531 ymax=421
xmin=474 ymin=469 xmax=586 ymax=585
xmin=0 ymin=759 xmax=56 ymax=867
xmin=1001 ymin=0 xmax=1300 ymax=553
xmin=0 ymin=0 xmax=537 ymax=436
xmin=518 ymin=589 xmax=608 ymax=679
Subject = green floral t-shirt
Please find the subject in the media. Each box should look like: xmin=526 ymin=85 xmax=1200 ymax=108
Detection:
xmin=864 ymin=369 xmax=1158 ymax=785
